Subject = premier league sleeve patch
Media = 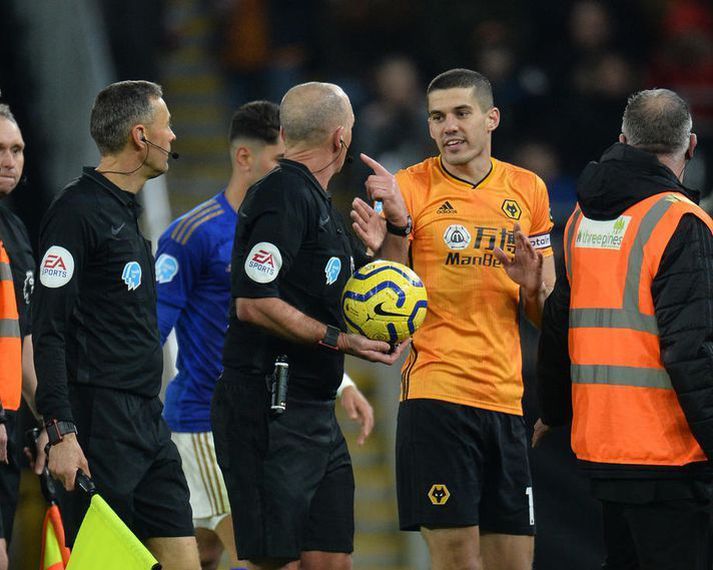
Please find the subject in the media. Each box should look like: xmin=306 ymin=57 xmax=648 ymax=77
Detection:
xmin=155 ymin=253 xmax=179 ymax=284
xmin=39 ymin=246 xmax=75 ymax=288
xmin=122 ymin=261 xmax=142 ymax=290
xmin=244 ymin=242 xmax=282 ymax=283
xmin=325 ymin=256 xmax=341 ymax=285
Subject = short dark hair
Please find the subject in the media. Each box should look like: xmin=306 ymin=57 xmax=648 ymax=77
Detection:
xmin=0 ymin=104 xmax=17 ymax=125
xmin=90 ymin=80 xmax=163 ymax=155
xmin=427 ymin=68 xmax=494 ymax=111
xmin=621 ymin=89 xmax=692 ymax=155
xmin=229 ymin=101 xmax=280 ymax=146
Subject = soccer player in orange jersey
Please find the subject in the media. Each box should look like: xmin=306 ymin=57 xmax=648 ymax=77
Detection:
xmin=352 ymin=68 xmax=556 ymax=570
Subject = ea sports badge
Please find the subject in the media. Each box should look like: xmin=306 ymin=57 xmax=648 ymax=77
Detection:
xmin=245 ymin=242 xmax=282 ymax=283
xmin=39 ymin=246 xmax=75 ymax=288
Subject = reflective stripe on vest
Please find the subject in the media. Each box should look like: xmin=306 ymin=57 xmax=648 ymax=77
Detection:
xmin=0 ymin=240 xmax=22 ymax=411
xmin=564 ymin=192 xmax=712 ymax=466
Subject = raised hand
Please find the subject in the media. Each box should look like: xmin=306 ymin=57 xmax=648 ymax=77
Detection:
xmin=494 ymin=222 xmax=544 ymax=296
xmin=351 ymin=197 xmax=386 ymax=252
xmin=361 ymin=153 xmax=409 ymax=227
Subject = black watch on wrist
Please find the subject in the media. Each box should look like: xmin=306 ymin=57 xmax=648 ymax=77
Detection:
xmin=318 ymin=325 xmax=341 ymax=351
xmin=45 ymin=419 xmax=78 ymax=446
xmin=0 ymin=407 xmax=6 ymax=426
xmin=386 ymin=215 xmax=412 ymax=237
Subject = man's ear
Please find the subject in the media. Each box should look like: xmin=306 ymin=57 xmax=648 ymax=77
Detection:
xmin=619 ymin=133 xmax=627 ymax=144
xmin=685 ymin=133 xmax=697 ymax=161
xmin=234 ymin=145 xmax=251 ymax=169
xmin=333 ymin=126 xmax=344 ymax=152
xmin=486 ymin=107 xmax=500 ymax=132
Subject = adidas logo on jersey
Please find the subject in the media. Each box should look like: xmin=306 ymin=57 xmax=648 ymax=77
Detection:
xmin=437 ymin=201 xmax=457 ymax=214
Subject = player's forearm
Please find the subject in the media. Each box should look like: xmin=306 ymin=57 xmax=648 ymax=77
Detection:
xmin=523 ymin=283 xmax=548 ymax=327
xmin=377 ymin=234 xmax=409 ymax=265
xmin=236 ymin=297 xmax=330 ymax=345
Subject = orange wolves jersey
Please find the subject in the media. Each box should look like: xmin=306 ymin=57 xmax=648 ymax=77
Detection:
xmin=396 ymin=156 xmax=553 ymax=415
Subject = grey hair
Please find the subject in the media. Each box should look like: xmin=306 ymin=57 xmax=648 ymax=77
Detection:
xmin=90 ymin=80 xmax=163 ymax=155
xmin=621 ymin=89 xmax=692 ymax=155
xmin=280 ymin=83 xmax=350 ymax=146
xmin=0 ymin=104 xmax=17 ymax=125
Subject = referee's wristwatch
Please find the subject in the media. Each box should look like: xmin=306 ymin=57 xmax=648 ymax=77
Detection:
xmin=386 ymin=215 xmax=412 ymax=237
xmin=45 ymin=419 xmax=78 ymax=447
xmin=318 ymin=325 xmax=342 ymax=351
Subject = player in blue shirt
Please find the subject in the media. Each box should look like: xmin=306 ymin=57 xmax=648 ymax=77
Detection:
xmin=156 ymin=101 xmax=374 ymax=569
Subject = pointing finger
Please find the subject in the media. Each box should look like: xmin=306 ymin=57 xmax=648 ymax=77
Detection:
xmin=360 ymin=153 xmax=392 ymax=176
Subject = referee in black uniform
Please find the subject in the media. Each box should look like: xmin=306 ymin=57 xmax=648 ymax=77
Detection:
xmin=0 ymin=103 xmax=40 ymax=569
xmin=32 ymin=81 xmax=200 ymax=569
xmin=212 ymin=82 xmax=408 ymax=570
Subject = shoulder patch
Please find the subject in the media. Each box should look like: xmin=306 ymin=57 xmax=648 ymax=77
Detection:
xmin=155 ymin=253 xmax=179 ymax=284
xmin=39 ymin=246 xmax=75 ymax=288
xmin=244 ymin=242 xmax=282 ymax=283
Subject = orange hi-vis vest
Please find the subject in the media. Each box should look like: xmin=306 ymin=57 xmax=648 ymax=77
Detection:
xmin=0 ymin=240 xmax=21 ymax=411
xmin=564 ymin=192 xmax=713 ymax=466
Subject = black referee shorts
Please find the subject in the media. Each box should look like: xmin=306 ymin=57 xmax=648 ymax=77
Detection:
xmin=61 ymin=385 xmax=194 ymax=543
xmin=212 ymin=370 xmax=354 ymax=561
xmin=396 ymin=398 xmax=535 ymax=535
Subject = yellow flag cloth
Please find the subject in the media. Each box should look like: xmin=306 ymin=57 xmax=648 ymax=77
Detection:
xmin=66 ymin=495 xmax=159 ymax=570
xmin=41 ymin=504 xmax=71 ymax=570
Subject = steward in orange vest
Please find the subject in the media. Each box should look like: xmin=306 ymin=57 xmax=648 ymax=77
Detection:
xmin=0 ymin=240 xmax=21 ymax=413
xmin=537 ymin=94 xmax=713 ymax=569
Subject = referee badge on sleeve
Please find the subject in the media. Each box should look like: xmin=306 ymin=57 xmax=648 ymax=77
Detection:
xmin=245 ymin=242 xmax=282 ymax=283
xmin=39 ymin=246 xmax=75 ymax=288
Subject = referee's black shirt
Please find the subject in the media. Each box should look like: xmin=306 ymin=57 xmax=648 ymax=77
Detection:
xmin=33 ymin=168 xmax=161 ymax=423
xmin=0 ymin=204 xmax=35 ymax=338
xmin=223 ymin=159 xmax=366 ymax=400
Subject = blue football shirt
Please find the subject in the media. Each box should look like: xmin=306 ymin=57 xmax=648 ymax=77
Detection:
xmin=156 ymin=191 xmax=236 ymax=432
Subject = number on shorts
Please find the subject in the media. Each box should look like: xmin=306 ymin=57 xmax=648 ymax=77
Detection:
xmin=525 ymin=486 xmax=534 ymax=525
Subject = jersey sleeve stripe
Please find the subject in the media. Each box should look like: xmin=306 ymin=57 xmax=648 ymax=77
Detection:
xmin=178 ymin=210 xmax=224 ymax=245
xmin=170 ymin=201 xmax=219 ymax=242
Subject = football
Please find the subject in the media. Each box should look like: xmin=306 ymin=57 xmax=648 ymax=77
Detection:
xmin=341 ymin=260 xmax=428 ymax=343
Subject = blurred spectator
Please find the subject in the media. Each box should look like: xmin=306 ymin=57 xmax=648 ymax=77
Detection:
xmin=646 ymin=0 xmax=713 ymax=201
xmin=553 ymin=51 xmax=639 ymax=177
xmin=513 ymin=141 xmax=576 ymax=230
xmin=354 ymin=55 xmax=431 ymax=174
xmin=216 ymin=0 xmax=316 ymax=106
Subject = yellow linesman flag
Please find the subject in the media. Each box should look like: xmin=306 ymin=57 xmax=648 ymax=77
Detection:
xmin=41 ymin=504 xmax=71 ymax=570
xmin=66 ymin=494 xmax=159 ymax=570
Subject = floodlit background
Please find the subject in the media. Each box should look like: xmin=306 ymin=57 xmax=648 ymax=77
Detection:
xmin=1 ymin=0 xmax=711 ymax=568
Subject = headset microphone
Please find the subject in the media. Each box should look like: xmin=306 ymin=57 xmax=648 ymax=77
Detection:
xmin=341 ymin=139 xmax=354 ymax=164
xmin=141 ymin=135 xmax=180 ymax=159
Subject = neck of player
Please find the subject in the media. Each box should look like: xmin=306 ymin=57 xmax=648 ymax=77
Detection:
xmin=443 ymin=150 xmax=492 ymax=187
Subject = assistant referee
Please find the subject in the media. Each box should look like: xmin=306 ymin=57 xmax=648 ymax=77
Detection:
xmin=32 ymin=80 xmax=200 ymax=569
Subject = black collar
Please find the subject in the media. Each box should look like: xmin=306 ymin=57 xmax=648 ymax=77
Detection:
xmin=278 ymin=158 xmax=332 ymax=202
xmin=439 ymin=157 xmax=493 ymax=189
xmin=82 ymin=167 xmax=142 ymax=213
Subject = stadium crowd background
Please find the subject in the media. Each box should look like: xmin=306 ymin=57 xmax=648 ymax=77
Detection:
xmin=1 ymin=0 xmax=711 ymax=568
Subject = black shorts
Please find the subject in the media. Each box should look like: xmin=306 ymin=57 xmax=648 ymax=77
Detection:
xmin=61 ymin=386 xmax=194 ymax=543
xmin=396 ymin=398 xmax=535 ymax=535
xmin=211 ymin=370 xmax=354 ymax=561
xmin=0 ymin=412 xmax=21 ymax=541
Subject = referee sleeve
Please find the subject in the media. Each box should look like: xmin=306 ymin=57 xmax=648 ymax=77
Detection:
xmin=33 ymin=194 xmax=96 ymax=423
